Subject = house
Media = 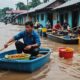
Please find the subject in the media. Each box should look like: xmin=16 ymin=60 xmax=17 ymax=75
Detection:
xmin=16 ymin=0 xmax=65 ymax=27
xmin=54 ymin=0 xmax=80 ymax=29
xmin=6 ymin=10 xmax=27 ymax=24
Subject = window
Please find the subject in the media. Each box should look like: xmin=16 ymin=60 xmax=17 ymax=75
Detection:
xmin=41 ymin=14 xmax=44 ymax=21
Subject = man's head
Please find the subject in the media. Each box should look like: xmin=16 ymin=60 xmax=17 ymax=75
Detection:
xmin=25 ymin=21 xmax=33 ymax=33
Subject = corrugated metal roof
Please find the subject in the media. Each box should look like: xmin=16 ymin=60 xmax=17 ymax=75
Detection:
xmin=6 ymin=10 xmax=28 ymax=14
xmin=28 ymin=8 xmax=35 ymax=13
xmin=15 ymin=0 xmax=56 ymax=17
xmin=35 ymin=0 xmax=56 ymax=10
xmin=54 ymin=0 xmax=80 ymax=10
xmin=28 ymin=0 xmax=56 ymax=13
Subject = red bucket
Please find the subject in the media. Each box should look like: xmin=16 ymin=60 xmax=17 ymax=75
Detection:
xmin=64 ymin=48 xmax=74 ymax=59
xmin=59 ymin=48 xmax=66 ymax=58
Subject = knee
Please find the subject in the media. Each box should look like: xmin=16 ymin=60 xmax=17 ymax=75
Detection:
xmin=15 ymin=41 xmax=21 ymax=46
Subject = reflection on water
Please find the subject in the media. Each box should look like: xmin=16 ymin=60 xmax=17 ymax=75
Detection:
xmin=0 ymin=22 xmax=80 ymax=80
xmin=0 ymin=62 xmax=50 ymax=80
xmin=42 ymin=38 xmax=80 ymax=53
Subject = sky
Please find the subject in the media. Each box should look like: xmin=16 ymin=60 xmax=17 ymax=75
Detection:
xmin=0 ymin=0 xmax=43 ymax=9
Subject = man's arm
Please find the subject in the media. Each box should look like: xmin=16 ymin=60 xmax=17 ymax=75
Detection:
xmin=24 ymin=44 xmax=39 ymax=50
xmin=24 ymin=32 xmax=41 ymax=50
xmin=4 ymin=38 xmax=15 ymax=48
xmin=4 ymin=31 xmax=24 ymax=48
xmin=24 ymin=39 xmax=40 ymax=50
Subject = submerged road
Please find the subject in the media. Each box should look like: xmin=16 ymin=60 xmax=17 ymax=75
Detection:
xmin=0 ymin=22 xmax=80 ymax=80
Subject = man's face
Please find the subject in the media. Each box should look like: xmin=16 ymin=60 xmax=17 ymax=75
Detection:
xmin=25 ymin=25 xmax=33 ymax=32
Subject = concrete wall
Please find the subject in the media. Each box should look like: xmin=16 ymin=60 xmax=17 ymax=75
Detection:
xmin=53 ymin=12 xmax=58 ymax=25
xmin=68 ymin=11 xmax=72 ymax=28
xmin=16 ymin=8 xmax=80 ymax=28
xmin=23 ymin=16 xmax=25 ymax=24
xmin=17 ymin=14 xmax=30 ymax=25
xmin=25 ymin=15 xmax=29 ymax=22
xmin=38 ymin=12 xmax=47 ymax=27
xmin=15 ymin=18 xmax=18 ymax=24
xmin=35 ymin=12 xmax=47 ymax=27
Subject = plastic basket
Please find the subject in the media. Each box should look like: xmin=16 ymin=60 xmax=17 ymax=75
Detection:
xmin=42 ymin=28 xmax=47 ymax=32
xmin=0 ymin=48 xmax=51 ymax=72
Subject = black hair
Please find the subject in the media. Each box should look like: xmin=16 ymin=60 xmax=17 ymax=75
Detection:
xmin=25 ymin=21 xmax=33 ymax=27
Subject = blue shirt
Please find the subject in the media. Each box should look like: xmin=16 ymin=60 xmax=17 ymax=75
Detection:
xmin=13 ymin=30 xmax=41 ymax=46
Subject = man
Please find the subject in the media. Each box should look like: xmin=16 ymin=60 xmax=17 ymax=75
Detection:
xmin=4 ymin=21 xmax=41 ymax=57
xmin=46 ymin=20 xmax=51 ymax=29
xmin=52 ymin=21 xmax=62 ymax=32
xmin=34 ymin=20 xmax=40 ymax=29
xmin=63 ymin=20 xmax=70 ymax=30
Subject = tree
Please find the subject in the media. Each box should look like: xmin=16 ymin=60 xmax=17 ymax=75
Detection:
xmin=2 ymin=7 xmax=12 ymax=14
xmin=43 ymin=0 xmax=49 ymax=3
xmin=0 ymin=7 xmax=12 ymax=19
xmin=31 ymin=0 xmax=41 ymax=8
xmin=0 ymin=9 xmax=3 ymax=18
xmin=16 ymin=2 xmax=26 ymax=10
xmin=25 ymin=5 xmax=32 ymax=10
xmin=16 ymin=0 xmax=41 ymax=10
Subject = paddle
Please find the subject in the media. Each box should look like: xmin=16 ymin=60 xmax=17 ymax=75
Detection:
xmin=0 ymin=41 xmax=14 ymax=51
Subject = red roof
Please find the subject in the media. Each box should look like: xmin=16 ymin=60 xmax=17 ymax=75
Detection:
xmin=6 ymin=10 xmax=28 ymax=14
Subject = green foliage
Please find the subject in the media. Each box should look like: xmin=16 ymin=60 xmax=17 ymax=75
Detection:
xmin=2 ymin=7 xmax=12 ymax=14
xmin=16 ymin=2 xmax=26 ymax=10
xmin=0 ymin=10 xmax=3 ymax=18
xmin=16 ymin=0 xmax=41 ymax=10
xmin=31 ymin=0 xmax=41 ymax=8
xmin=25 ymin=5 xmax=32 ymax=10
xmin=43 ymin=0 xmax=49 ymax=3
xmin=0 ymin=7 xmax=12 ymax=18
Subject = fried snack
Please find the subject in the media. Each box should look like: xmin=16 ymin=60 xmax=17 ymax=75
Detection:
xmin=5 ymin=54 xmax=30 ymax=59
xmin=66 ymin=47 xmax=74 ymax=52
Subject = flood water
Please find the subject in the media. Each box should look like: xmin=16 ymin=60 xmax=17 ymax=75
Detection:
xmin=0 ymin=22 xmax=80 ymax=80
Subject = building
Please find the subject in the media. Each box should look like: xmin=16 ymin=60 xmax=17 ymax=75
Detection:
xmin=16 ymin=0 xmax=65 ymax=27
xmin=54 ymin=0 xmax=80 ymax=28
xmin=6 ymin=10 xmax=27 ymax=24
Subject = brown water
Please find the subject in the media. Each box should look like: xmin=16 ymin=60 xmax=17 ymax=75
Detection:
xmin=0 ymin=22 xmax=80 ymax=80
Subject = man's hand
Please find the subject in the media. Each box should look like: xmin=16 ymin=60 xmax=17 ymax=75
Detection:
xmin=4 ymin=44 xmax=8 ymax=48
xmin=4 ymin=38 xmax=15 ymax=48
xmin=24 ymin=45 xmax=32 ymax=50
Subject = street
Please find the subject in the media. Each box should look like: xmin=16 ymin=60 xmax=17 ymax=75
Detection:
xmin=0 ymin=22 xmax=80 ymax=80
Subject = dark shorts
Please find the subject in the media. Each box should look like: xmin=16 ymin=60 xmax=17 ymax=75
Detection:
xmin=15 ymin=41 xmax=39 ymax=57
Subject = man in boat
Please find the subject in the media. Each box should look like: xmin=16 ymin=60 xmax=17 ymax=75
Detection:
xmin=4 ymin=21 xmax=41 ymax=57
xmin=46 ymin=20 xmax=51 ymax=29
xmin=34 ymin=20 xmax=40 ymax=29
xmin=62 ymin=20 xmax=71 ymax=32
xmin=52 ymin=21 xmax=62 ymax=33
xmin=62 ymin=20 xmax=69 ymax=30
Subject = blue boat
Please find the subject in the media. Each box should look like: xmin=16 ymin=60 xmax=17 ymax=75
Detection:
xmin=0 ymin=48 xmax=51 ymax=72
xmin=47 ymin=33 xmax=78 ymax=44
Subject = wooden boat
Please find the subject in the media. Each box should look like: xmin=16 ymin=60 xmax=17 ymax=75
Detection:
xmin=0 ymin=48 xmax=51 ymax=72
xmin=46 ymin=33 xmax=78 ymax=44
